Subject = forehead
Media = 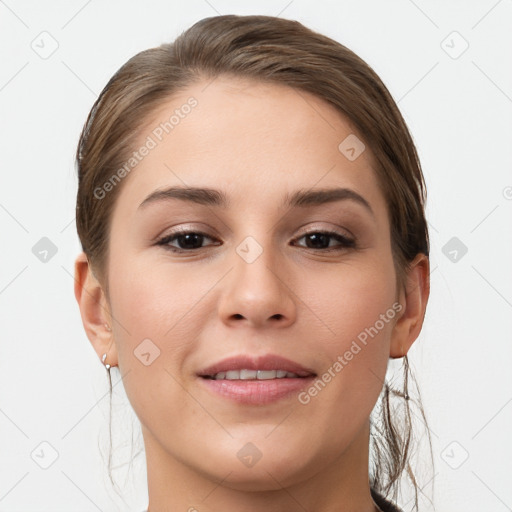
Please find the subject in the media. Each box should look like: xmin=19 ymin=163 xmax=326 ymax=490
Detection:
xmin=111 ymin=76 xmax=386 ymax=220
xmin=140 ymin=75 xmax=365 ymax=161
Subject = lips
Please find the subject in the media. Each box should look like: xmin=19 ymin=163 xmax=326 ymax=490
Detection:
xmin=197 ymin=354 xmax=316 ymax=379
xmin=197 ymin=354 xmax=317 ymax=405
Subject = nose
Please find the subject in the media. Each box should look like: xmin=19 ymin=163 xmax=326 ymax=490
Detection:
xmin=217 ymin=238 xmax=297 ymax=329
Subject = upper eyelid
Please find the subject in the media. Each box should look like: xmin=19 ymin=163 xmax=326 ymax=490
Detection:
xmin=157 ymin=227 xmax=355 ymax=248
xmin=160 ymin=226 xmax=353 ymax=239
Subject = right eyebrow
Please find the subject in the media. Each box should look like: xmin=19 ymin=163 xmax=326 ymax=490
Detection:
xmin=138 ymin=186 xmax=228 ymax=210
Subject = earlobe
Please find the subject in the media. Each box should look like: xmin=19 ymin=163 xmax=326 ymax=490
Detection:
xmin=74 ymin=252 xmax=118 ymax=367
xmin=389 ymin=253 xmax=430 ymax=359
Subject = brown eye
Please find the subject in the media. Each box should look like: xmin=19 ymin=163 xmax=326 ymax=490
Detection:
xmin=293 ymin=231 xmax=356 ymax=251
xmin=156 ymin=230 xmax=218 ymax=252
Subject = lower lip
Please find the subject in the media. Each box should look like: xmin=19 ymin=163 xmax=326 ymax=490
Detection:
xmin=198 ymin=376 xmax=316 ymax=405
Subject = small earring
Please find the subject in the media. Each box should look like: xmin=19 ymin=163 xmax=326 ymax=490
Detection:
xmin=104 ymin=323 xmax=111 ymax=332
xmin=101 ymin=353 xmax=111 ymax=370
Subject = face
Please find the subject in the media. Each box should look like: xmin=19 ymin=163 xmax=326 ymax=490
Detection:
xmin=104 ymin=76 xmax=401 ymax=489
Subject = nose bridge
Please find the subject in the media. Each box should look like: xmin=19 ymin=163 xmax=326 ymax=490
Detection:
xmin=217 ymin=233 xmax=296 ymax=327
xmin=236 ymin=234 xmax=283 ymax=294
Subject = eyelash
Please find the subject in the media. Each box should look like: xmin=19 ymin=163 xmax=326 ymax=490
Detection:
xmin=155 ymin=228 xmax=356 ymax=254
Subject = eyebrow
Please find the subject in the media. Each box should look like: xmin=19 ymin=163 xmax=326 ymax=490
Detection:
xmin=138 ymin=186 xmax=374 ymax=217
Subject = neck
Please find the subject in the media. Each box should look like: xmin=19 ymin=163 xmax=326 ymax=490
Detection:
xmin=144 ymin=419 xmax=381 ymax=512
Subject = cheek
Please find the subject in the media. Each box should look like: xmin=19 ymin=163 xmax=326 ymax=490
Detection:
xmin=109 ymin=256 xmax=209 ymax=357
xmin=300 ymin=256 xmax=397 ymax=403
xmin=307 ymin=255 xmax=397 ymax=342
xmin=106 ymin=258 xmax=210 ymax=425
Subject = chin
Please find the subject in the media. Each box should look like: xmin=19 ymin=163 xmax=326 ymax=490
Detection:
xmin=208 ymin=464 xmax=308 ymax=492
xmin=191 ymin=442 xmax=317 ymax=492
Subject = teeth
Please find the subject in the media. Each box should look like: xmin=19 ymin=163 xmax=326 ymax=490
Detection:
xmin=240 ymin=369 xmax=257 ymax=379
xmin=212 ymin=369 xmax=300 ymax=380
xmin=257 ymin=370 xmax=276 ymax=380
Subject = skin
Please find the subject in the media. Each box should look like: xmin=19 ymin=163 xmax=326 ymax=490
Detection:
xmin=74 ymin=76 xmax=429 ymax=512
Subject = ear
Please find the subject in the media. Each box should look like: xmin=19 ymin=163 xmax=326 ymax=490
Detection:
xmin=74 ymin=252 xmax=118 ymax=367
xmin=390 ymin=253 xmax=430 ymax=358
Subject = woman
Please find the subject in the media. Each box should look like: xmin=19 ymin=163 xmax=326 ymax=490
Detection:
xmin=74 ymin=14 xmax=431 ymax=512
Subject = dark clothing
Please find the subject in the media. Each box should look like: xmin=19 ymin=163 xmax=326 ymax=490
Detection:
xmin=371 ymin=487 xmax=404 ymax=512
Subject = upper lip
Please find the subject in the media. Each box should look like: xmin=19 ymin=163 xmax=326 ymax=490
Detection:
xmin=197 ymin=354 xmax=317 ymax=378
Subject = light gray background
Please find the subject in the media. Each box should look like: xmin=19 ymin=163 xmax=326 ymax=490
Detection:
xmin=1 ymin=1 xmax=511 ymax=511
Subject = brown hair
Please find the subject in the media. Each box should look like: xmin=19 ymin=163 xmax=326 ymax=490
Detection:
xmin=75 ymin=14 xmax=433 ymax=510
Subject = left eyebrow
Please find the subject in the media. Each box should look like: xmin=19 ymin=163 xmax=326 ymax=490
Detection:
xmin=138 ymin=185 xmax=374 ymax=218
xmin=284 ymin=187 xmax=374 ymax=217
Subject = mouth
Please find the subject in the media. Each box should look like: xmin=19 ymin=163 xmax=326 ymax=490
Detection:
xmin=196 ymin=354 xmax=317 ymax=405
xmin=200 ymin=369 xmax=312 ymax=380
xmin=197 ymin=353 xmax=317 ymax=380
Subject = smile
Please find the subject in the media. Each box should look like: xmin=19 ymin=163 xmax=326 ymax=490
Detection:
xmin=202 ymin=369 xmax=303 ymax=380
